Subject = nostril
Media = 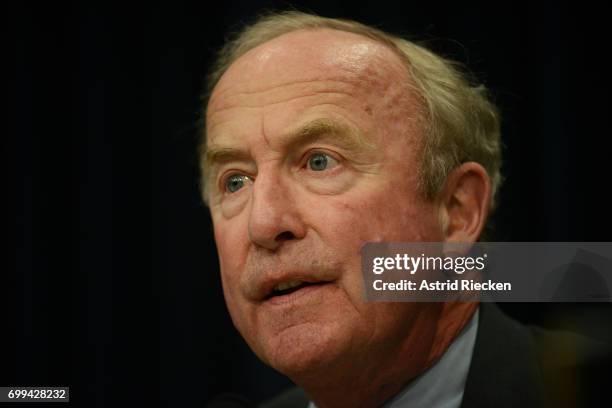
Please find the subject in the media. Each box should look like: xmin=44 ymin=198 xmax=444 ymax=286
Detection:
xmin=275 ymin=231 xmax=295 ymax=242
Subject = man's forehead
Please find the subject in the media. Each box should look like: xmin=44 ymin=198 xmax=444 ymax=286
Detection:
xmin=209 ymin=28 xmax=409 ymax=106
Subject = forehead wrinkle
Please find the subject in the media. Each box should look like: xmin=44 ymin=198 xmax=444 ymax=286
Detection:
xmin=260 ymin=111 xmax=272 ymax=151
xmin=207 ymin=31 xmax=418 ymax=132
xmin=211 ymin=76 xmax=356 ymax=102
xmin=207 ymin=68 xmax=411 ymax=135
xmin=208 ymin=89 xmax=356 ymax=117
xmin=206 ymin=87 xmax=364 ymax=159
xmin=208 ymin=77 xmax=360 ymax=116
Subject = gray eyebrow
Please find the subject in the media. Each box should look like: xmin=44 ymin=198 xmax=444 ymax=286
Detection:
xmin=204 ymin=118 xmax=371 ymax=169
xmin=282 ymin=118 xmax=373 ymax=153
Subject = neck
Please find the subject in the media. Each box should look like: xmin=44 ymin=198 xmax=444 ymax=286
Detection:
xmin=294 ymin=302 xmax=478 ymax=408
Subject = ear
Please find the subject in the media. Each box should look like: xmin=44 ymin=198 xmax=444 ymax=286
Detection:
xmin=438 ymin=162 xmax=492 ymax=243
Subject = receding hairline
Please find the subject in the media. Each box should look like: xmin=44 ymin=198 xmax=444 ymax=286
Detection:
xmin=206 ymin=27 xmax=418 ymax=114
xmin=202 ymin=21 xmax=426 ymax=110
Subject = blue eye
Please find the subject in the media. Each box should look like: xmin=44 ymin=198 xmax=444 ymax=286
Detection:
xmin=225 ymin=174 xmax=250 ymax=193
xmin=308 ymin=153 xmax=332 ymax=171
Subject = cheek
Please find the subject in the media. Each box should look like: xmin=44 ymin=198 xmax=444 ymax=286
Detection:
xmin=215 ymin=225 xmax=256 ymax=345
xmin=213 ymin=214 xmax=249 ymax=270
xmin=213 ymin=218 xmax=250 ymax=311
xmin=316 ymin=187 xmax=434 ymax=244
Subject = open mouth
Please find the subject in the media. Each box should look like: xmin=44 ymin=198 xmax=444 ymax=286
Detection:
xmin=265 ymin=279 xmax=327 ymax=300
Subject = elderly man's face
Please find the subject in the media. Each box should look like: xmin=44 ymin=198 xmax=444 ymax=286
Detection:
xmin=205 ymin=29 xmax=444 ymax=377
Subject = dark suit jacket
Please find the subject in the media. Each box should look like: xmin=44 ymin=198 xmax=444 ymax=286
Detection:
xmin=260 ymin=303 xmax=611 ymax=408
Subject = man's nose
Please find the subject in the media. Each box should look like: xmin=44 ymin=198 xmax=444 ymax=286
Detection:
xmin=247 ymin=173 xmax=305 ymax=251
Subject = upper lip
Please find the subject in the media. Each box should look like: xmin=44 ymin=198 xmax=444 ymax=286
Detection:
xmin=253 ymin=272 xmax=334 ymax=301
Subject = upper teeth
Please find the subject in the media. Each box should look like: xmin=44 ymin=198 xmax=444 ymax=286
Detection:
xmin=274 ymin=280 xmax=303 ymax=292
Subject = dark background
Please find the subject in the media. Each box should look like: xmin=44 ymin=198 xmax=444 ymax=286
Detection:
xmin=9 ymin=0 xmax=612 ymax=407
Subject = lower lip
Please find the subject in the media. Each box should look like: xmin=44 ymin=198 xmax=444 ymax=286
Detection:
xmin=264 ymin=282 xmax=331 ymax=306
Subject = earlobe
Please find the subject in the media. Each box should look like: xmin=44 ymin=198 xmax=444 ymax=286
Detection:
xmin=439 ymin=162 xmax=492 ymax=243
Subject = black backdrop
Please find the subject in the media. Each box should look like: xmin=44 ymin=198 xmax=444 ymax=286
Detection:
xmin=9 ymin=1 xmax=612 ymax=407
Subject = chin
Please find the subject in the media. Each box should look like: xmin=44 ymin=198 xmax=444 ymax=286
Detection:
xmin=261 ymin=321 xmax=348 ymax=377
